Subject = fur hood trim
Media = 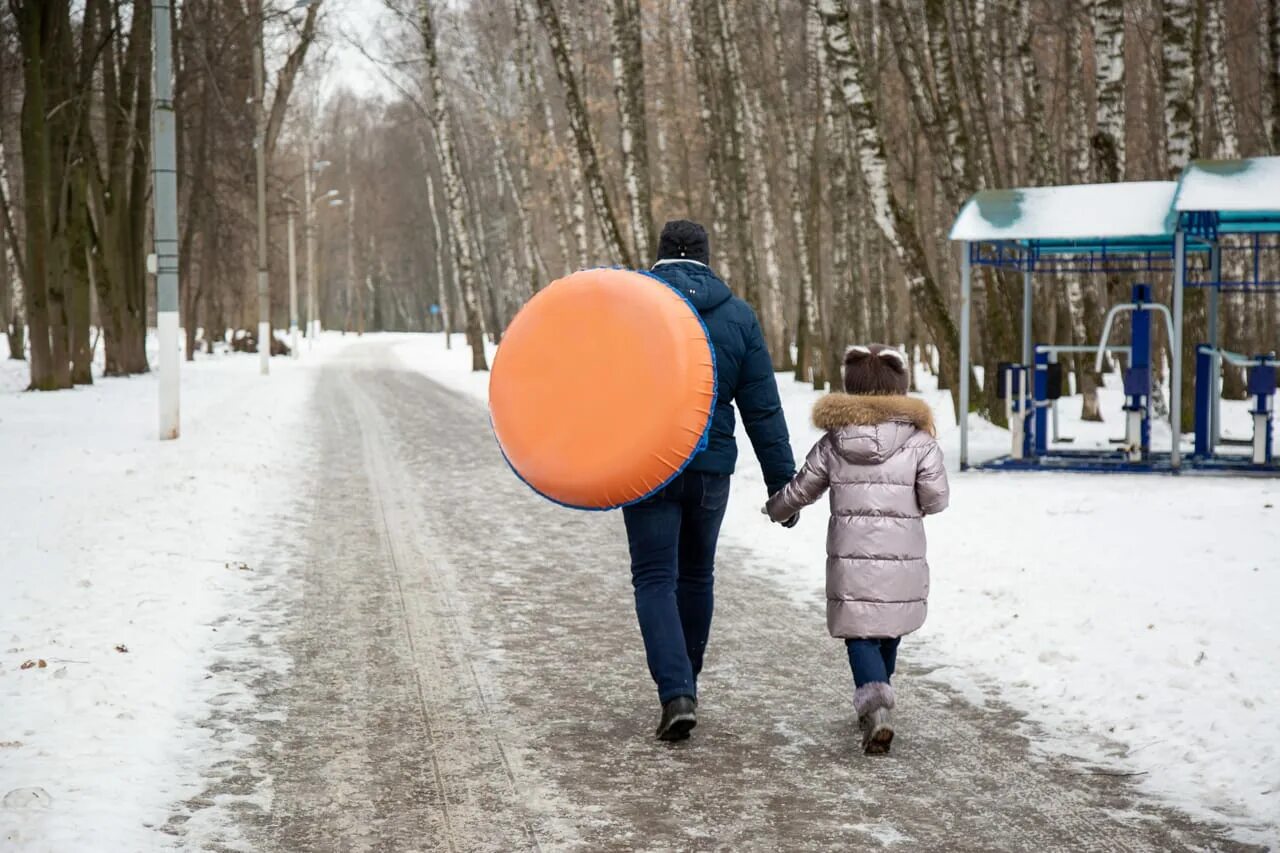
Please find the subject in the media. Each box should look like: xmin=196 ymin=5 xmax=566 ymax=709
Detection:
xmin=812 ymin=393 xmax=936 ymax=436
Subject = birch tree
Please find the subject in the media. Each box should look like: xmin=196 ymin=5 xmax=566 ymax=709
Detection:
xmin=608 ymin=0 xmax=654 ymax=265
xmin=1091 ymin=0 xmax=1126 ymax=182
xmin=714 ymin=0 xmax=766 ymax=324
xmin=763 ymin=0 xmax=807 ymax=372
xmin=419 ymin=0 xmax=487 ymax=370
xmin=1162 ymin=0 xmax=1203 ymax=426
xmin=533 ymin=0 xmax=633 ymax=267
xmin=1270 ymin=0 xmax=1280 ymax=152
xmin=1205 ymin=0 xmax=1239 ymax=160
xmin=688 ymin=3 xmax=732 ymax=284
xmin=814 ymin=0 xmax=963 ymax=412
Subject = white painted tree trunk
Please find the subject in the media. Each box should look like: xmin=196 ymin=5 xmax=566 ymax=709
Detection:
xmin=608 ymin=0 xmax=654 ymax=265
xmin=1092 ymin=0 xmax=1126 ymax=181
xmin=420 ymin=0 xmax=487 ymax=370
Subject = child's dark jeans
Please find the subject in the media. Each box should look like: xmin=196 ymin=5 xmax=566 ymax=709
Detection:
xmin=846 ymin=637 xmax=901 ymax=686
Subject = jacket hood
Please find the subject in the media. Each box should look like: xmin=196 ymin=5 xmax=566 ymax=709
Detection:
xmin=649 ymin=261 xmax=733 ymax=314
xmin=812 ymin=393 xmax=936 ymax=465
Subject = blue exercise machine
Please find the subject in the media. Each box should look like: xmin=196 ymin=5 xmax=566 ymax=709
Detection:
xmin=1194 ymin=347 xmax=1276 ymax=466
xmin=997 ymin=283 xmax=1174 ymax=466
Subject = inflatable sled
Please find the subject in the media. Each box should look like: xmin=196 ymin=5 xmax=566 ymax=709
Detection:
xmin=489 ymin=268 xmax=717 ymax=510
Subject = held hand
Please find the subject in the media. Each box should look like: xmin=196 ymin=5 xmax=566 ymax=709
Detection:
xmin=780 ymin=511 xmax=800 ymax=529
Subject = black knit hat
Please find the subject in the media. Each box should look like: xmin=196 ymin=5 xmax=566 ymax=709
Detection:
xmin=656 ymin=220 xmax=710 ymax=265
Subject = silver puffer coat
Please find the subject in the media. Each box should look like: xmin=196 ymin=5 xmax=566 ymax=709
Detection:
xmin=766 ymin=394 xmax=949 ymax=639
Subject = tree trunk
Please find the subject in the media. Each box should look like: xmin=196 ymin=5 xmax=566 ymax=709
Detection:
xmin=420 ymin=0 xmax=487 ymax=370
xmin=0 ymin=132 xmax=26 ymax=360
xmin=608 ymin=0 xmax=654 ymax=265
xmin=689 ymin=2 xmax=732 ymax=284
xmin=1091 ymin=0 xmax=1126 ymax=182
xmin=15 ymin=1 xmax=59 ymax=389
xmin=814 ymin=0 xmax=963 ymax=418
xmin=713 ymin=0 xmax=765 ymax=320
xmin=85 ymin=0 xmax=151 ymax=377
xmin=422 ymin=161 xmax=455 ymax=349
xmin=533 ymin=0 xmax=633 ymax=267
xmin=1162 ymin=0 xmax=1203 ymax=428
xmin=1270 ymin=0 xmax=1280 ymax=153
xmin=764 ymin=0 xmax=809 ymax=372
xmin=1205 ymin=0 xmax=1239 ymax=160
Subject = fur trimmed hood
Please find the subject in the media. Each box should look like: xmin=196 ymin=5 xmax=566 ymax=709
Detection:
xmin=812 ymin=394 xmax=936 ymax=436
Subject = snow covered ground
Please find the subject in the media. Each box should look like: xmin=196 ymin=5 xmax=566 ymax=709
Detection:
xmin=394 ymin=332 xmax=1280 ymax=846
xmin=0 ymin=333 xmax=331 ymax=850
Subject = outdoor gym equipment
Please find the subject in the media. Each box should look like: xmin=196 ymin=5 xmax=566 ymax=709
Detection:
xmin=1194 ymin=348 xmax=1276 ymax=466
xmin=996 ymin=284 xmax=1172 ymax=465
xmin=950 ymin=156 xmax=1280 ymax=476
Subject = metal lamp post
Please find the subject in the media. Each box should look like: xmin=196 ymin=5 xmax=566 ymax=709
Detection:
xmin=153 ymin=0 xmax=180 ymax=438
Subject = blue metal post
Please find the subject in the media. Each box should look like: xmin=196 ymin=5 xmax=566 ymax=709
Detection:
xmin=1194 ymin=344 xmax=1212 ymax=457
xmin=1129 ymin=283 xmax=1153 ymax=454
xmin=1248 ymin=354 xmax=1276 ymax=465
xmin=1033 ymin=346 xmax=1049 ymax=457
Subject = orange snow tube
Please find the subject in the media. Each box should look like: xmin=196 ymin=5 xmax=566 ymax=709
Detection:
xmin=489 ymin=268 xmax=717 ymax=510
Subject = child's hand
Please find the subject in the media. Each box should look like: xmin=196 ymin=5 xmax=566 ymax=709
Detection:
xmin=780 ymin=512 xmax=800 ymax=528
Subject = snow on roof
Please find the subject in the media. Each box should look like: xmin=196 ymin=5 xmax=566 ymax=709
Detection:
xmin=949 ymin=181 xmax=1180 ymax=243
xmin=1173 ymin=157 xmax=1280 ymax=212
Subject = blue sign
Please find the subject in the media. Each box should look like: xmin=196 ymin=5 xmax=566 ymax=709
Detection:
xmin=429 ymin=303 xmax=441 ymax=316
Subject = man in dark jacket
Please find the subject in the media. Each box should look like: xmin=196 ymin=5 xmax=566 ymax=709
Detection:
xmin=626 ymin=219 xmax=797 ymax=741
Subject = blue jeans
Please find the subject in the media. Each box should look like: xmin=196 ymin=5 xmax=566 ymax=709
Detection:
xmin=622 ymin=471 xmax=731 ymax=704
xmin=846 ymin=637 xmax=901 ymax=687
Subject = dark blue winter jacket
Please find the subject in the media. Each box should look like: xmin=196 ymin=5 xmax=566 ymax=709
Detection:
xmin=648 ymin=260 xmax=796 ymax=495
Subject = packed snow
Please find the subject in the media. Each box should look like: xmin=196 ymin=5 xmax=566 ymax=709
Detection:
xmin=0 ymin=333 xmax=328 ymax=850
xmin=395 ymin=332 xmax=1280 ymax=846
xmin=949 ymin=181 xmax=1179 ymax=242
xmin=1175 ymin=156 xmax=1280 ymax=213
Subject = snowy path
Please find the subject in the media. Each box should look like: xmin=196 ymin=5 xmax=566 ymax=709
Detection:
xmin=171 ymin=341 xmax=1257 ymax=852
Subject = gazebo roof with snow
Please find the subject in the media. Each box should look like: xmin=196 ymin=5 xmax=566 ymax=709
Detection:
xmin=1174 ymin=156 xmax=1280 ymax=236
xmin=948 ymin=181 xmax=1182 ymax=257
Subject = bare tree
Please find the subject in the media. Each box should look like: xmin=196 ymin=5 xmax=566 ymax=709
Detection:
xmin=419 ymin=0 xmax=487 ymax=370
xmin=814 ymin=0 xmax=962 ymax=414
xmin=533 ymin=0 xmax=632 ymax=267
xmin=608 ymin=0 xmax=654 ymax=264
